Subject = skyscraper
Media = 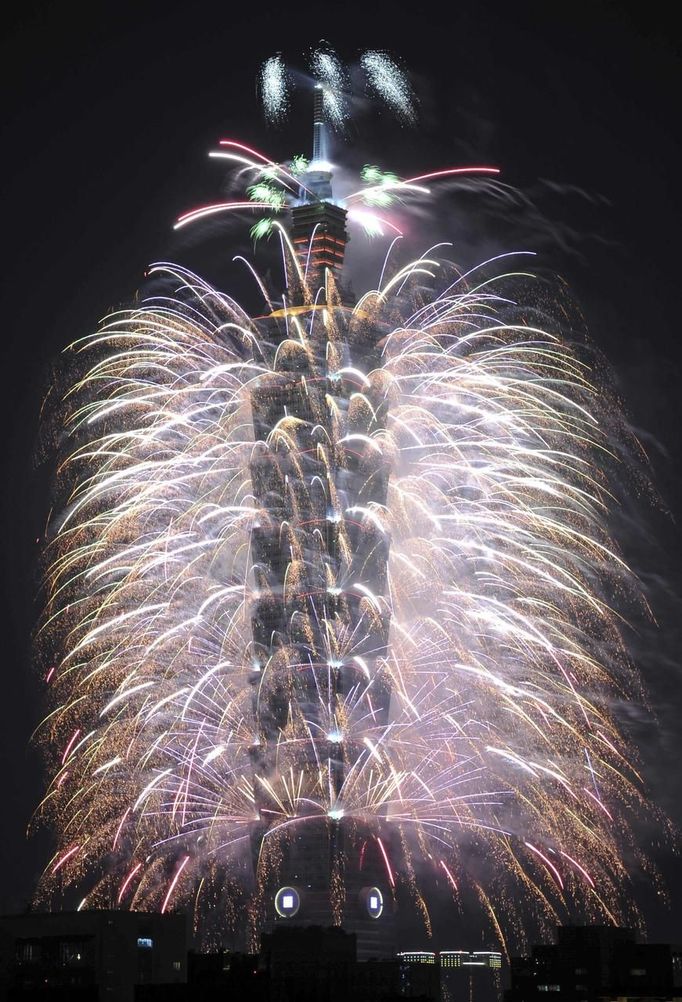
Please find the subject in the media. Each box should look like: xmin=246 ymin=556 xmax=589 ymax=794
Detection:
xmin=247 ymin=84 xmax=394 ymax=960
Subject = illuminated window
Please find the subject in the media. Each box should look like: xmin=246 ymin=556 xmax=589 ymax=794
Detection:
xmin=137 ymin=938 xmax=153 ymax=949
xmin=440 ymin=952 xmax=468 ymax=968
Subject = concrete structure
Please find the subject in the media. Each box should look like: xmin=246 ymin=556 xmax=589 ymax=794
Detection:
xmin=261 ymin=925 xmax=356 ymax=1002
xmin=132 ymin=927 xmax=437 ymax=1001
xmin=0 ymin=910 xmax=187 ymax=1001
xmin=505 ymin=926 xmax=682 ymax=1002
xmin=440 ymin=950 xmax=502 ymax=1002
xmin=398 ymin=952 xmax=440 ymax=1000
xmin=290 ymin=198 xmax=348 ymax=283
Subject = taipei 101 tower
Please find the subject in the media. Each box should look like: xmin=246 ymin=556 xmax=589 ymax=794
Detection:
xmin=35 ymin=44 xmax=646 ymax=962
xmin=246 ymin=82 xmax=396 ymax=959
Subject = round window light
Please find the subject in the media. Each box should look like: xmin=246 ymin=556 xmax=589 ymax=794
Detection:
xmin=275 ymin=886 xmax=300 ymax=918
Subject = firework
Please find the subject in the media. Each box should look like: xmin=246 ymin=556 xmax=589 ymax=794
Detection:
xmin=34 ymin=61 xmax=652 ymax=952
xmin=361 ymin=50 xmax=416 ymax=124
xmin=311 ymin=44 xmax=349 ymax=131
xmin=259 ymin=48 xmax=416 ymax=134
xmin=260 ymin=55 xmax=289 ymax=124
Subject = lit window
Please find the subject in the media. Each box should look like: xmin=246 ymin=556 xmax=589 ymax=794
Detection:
xmin=173 ymin=961 xmax=181 ymax=971
xmin=137 ymin=938 xmax=153 ymax=949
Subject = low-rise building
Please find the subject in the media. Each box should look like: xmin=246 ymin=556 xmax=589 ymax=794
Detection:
xmin=0 ymin=910 xmax=187 ymax=1002
xmin=505 ymin=926 xmax=682 ymax=1002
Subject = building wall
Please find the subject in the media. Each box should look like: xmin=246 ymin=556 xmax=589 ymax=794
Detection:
xmin=0 ymin=911 xmax=186 ymax=1002
xmin=505 ymin=927 xmax=681 ymax=1002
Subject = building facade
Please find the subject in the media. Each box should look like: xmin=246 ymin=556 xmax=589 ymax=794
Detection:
xmin=248 ymin=86 xmax=394 ymax=960
xmin=440 ymin=950 xmax=502 ymax=1002
xmin=0 ymin=911 xmax=187 ymax=1001
xmin=505 ymin=926 xmax=682 ymax=1002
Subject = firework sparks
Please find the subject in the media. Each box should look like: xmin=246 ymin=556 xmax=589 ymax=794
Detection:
xmin=311 ymin=44 xmax=348 ymax=131
xmin=35 ymin=245 xmax=648 ymax=937
xmin=361 ymin=50 xmax=416 ymax=124
xmin=260 ymin=55 xmax=290 ymax=124
xmin=34 ymin=58 xmax=654 ymax=950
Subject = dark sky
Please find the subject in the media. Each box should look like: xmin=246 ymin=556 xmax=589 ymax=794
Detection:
xmin=1 ymin=0 xmax=681 ymax=949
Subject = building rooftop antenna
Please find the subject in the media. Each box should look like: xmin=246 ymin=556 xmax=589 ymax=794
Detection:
xmin=312 ymin=83 xmax=327 ymax=165
xmin=303 ymin=83 xmax=333 ymax=202
xmin=291 ymin=80 xmax=348 ymax=283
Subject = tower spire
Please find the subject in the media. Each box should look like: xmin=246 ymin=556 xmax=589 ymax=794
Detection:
xmin=312 ymin=84 xmax=326 ymax=164
xmin=302 ymin=84 xmax=333 ymax=203
xmin=290 ymin=82 xmax=349 ymax=288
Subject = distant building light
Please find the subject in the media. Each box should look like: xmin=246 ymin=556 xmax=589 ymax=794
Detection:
xmin=440 ymin=950 xmax=501 ymax=969
xmin=440 ymin=953 xmax=465 ymax=968
xmin=137 ymin=938 xmax=153 ymax=949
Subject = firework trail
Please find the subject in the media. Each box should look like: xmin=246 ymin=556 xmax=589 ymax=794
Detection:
xmin=34 ymin=56 xmax=653 ymax=949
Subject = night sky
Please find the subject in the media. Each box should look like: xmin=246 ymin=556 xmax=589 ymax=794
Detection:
xmin=2 ymin=0 xmax=681 ymax=948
